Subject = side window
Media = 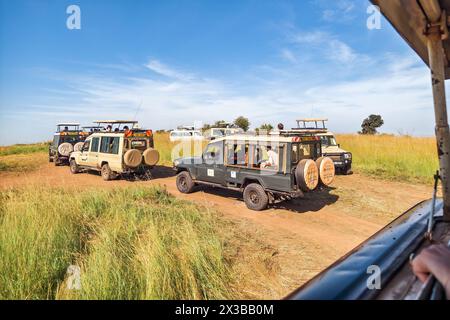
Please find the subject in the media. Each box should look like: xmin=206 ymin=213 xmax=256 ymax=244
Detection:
xmin=203 ymin=142 xmax=223 ymax=164
xmin=90 ymin=137 xmax=99 ymax=152
xmin=100 ymin=137 xmax=120 ymax=154
xmin=82 ymin=140 xmax=90 ymax=152
xmin=253 ymin=145 xmax=280 ymax=170
xmin=53 ymin=136 xmax=59 ymax=147
xmin=226 ymin=143 xmax=249 ymax=167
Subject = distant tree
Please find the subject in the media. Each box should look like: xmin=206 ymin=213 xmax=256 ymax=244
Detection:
xmin=359 ymin=114 xmax=384 ymax=135
xmin=202 ymin=123 xmax=211 ymax=132
xmin=234 ymin=116 xmax=250 ymax=132
xmin=213 ymin=120 xmax=228 ymax=128
xmin=259 ymin=123 xmax=274 ymax=133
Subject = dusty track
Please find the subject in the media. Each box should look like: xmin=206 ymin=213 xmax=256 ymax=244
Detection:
xmin=0 ymin=163 xmax=433 ymax=299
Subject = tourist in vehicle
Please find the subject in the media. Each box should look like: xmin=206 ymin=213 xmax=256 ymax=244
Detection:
xmin=261 ymin=145 xmax=279 ymax=169
xmin=411 ymin=244 xmax=450 ymax=299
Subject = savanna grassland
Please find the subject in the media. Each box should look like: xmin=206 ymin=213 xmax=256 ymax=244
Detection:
xmin=0 ymin=133 xmax=439 ymax=300
xmin=337 ymin=134 xmax=438 ymax=184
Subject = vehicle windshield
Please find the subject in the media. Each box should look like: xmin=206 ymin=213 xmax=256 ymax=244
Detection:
xmin=60 ymin=136 xmax=81 ymax=144
xmin=320 ymin=136 xmax=338 ymax=147
xmin=212 ymin=129 xmax=225 ymax=137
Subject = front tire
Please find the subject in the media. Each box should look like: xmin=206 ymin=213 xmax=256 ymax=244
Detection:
xmin=243 ymin=183 xmax=269 ymax=211
xmin=101 ymin=163 xmax=116 ymax=181
xmin=176 ymin=171 xmax=195 ymax=194
xmin=69 ymin=159 xmax=80 ymax=174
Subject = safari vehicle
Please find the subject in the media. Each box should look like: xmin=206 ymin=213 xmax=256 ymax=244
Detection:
xmin=296 ymin=119 xmax=352 ymax=175
xmin=205 ymin=126 xmax=244 ymax=140
xmin=69 ymin=120 xmax=160 ymax=181
xmin=49 ymin=123 xmax=87 ymax=166
xmin=174 ymin=133 xmax=335 ymax=211
xmin=289 ymin=0 xmax=450 ymax=300
xmin=169 ymin=126 xmax=204 ymax=142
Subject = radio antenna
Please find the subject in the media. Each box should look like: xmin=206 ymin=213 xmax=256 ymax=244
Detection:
xmin=133 ymin=99 xmax=143 ymax=121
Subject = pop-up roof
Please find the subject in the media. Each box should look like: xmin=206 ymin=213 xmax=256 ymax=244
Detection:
xmin=371 ymin=0 xmax=450 ymax=78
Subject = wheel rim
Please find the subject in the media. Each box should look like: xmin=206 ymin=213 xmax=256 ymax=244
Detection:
xmin=249 ymin=190 xmax=260 ymax=204
xmin=179 ymin=177 xmax=187 ymax=190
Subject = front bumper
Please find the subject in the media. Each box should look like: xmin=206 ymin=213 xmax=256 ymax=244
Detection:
xmin=332 ymin=159 xmax=352 ymax=169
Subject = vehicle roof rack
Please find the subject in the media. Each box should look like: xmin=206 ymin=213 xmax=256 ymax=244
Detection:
xmin=93 ymin=120 xmax=139 ymax=124
xmin=295 ymin=118 xmax=328 ymax=131
xmin=57 ymin=123 xmax=80 ymax=126
xmin=273 ymin=129 xmax=328 ymax=136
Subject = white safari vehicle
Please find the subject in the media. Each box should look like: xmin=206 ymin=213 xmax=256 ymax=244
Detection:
xmin=69 ymin=120 xmax=160 ymax=180
xmin=169 ymin=126 xmax=204 ymax=142
xmin=296 ymin=119 xmax=352 ymax=174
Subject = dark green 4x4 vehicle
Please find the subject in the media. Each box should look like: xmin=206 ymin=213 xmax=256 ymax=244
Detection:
xmin=49 ymin=123 xmax=87 ymax=166
xmin=174 ymin=134 xmax=336 ymax=211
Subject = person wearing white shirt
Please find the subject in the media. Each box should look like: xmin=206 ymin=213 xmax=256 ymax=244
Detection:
xmin=261 ymin=146 xmax=279 ymax=169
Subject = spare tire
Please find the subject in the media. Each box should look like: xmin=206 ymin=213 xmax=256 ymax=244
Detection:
xmin=316 ymin=157 xmax=335 ymax=186
xmin=73 ymin=142 xmax=84 ymax=152
xmin=58 ymin=143 xmax=74 ymax=157
xmin=143 ymin=148 xmax=160 ymax=166
xmin=295 ymin=159 xmax=319 ymax=192
xmin=124 ymin=149 xmax=142 ymax=168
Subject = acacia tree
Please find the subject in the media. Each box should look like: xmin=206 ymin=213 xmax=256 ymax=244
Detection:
xmin=359 ymin=114 xmax=384 ymax=135
xmin=234 ymin=116 xmax=250 ymax=132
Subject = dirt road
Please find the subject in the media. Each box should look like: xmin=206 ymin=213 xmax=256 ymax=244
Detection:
xmin=0 ymin=163 xmax=433 ymax=299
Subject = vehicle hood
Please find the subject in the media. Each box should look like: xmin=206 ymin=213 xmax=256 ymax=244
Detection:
xmin=322 ymin=145 xmax=349 ymax=154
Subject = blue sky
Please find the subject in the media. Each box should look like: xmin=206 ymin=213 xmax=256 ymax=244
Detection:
xmin=0 ymin=0 xmax=446 ymax=145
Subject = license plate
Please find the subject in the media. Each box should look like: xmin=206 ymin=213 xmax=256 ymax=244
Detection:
xmin=334 ymin=162 xmax=343 ymax=165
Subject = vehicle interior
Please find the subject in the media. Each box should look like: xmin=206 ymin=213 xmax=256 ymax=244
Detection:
xmin=289 ymin=0 xmax=450 ymax=300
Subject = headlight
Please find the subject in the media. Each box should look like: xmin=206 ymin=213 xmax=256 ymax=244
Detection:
xmin=344 ymin=153 xmax=352 ymax=160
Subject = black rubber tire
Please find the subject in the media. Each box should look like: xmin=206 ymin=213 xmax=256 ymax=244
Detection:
xmin=49 ymin=155 xmax=54 ymax=163
xmin=101 ymin=163 xmax=115 ymax=181
xmin=243 ymin=183 xmax=269 ymax=211
xmin=69 ymin=159 xmax=80 ymax=174
xmin=176 ymin=171 xmax=195 ymax=194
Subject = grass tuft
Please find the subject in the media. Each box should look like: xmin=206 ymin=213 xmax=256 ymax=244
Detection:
xmin=0 ymin=186 xmax=231 ymax=300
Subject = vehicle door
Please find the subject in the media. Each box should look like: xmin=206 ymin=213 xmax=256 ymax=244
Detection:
xmin=224 ymin=141 xmax=249 ymax=186
xmin=79 ymin=140 xmax=91 ymax=166
xmin=87 ymin=137 xmax=100 ymax=168
xmin=197 ymin=141 xmax=226 ymax=185
xmin=50 ymin=135 xmax=59 ymax=156
xmin=99 ymin=136 xmax=122 ymax=172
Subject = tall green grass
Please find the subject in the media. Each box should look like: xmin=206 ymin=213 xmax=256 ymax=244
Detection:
xmin=337 ymin=134 xmax=438 ymax=184
xmin=0 ymin=186 xmax=231 ymax=300
xmin=0 ymin=142 xmax=49 ymax=156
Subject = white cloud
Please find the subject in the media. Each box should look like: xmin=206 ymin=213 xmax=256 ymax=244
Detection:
xmin=145 ymin=59 xmax=194 ymax=81
xmin=0 ymin=53 xmax=443 ymax=145
xmin=289 ymin=31 xmax=364 ymax=64
xmin=281 ymin=48 xmax=298 ymax=63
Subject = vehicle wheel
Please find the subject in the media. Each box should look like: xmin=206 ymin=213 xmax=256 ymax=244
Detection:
xmin=316 ymin=157 xmax=335 ymax=186
xmin=176 ymin=171 xmax=195 ymax=194
xmin=101 ymin=163 xmax=116 ymax=181
xmin=69 ymin=159 xmax=80 ymax=174
xmin=243 ymin=183 xmax=269 ymax=211
xmin=49 ymin=156 xmax=54 ymax=163
xmin=295 ymin=159 xmax=319 ymax=192
xmin=54 ymin=157 xmax=60 ymax=166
